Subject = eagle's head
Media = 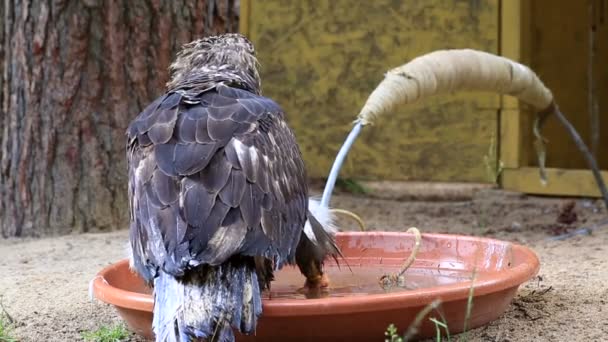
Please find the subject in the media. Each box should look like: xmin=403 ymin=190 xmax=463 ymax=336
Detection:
xmin=167 ymin=33 xmax=261 ymax=94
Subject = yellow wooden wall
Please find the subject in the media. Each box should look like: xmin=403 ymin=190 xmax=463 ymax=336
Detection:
xmin=243 ymin=1 xmax=500 ymax=182
xmin=521 ymin=0 xmax=608 ymax=170
xmin=499 ymin=0 xmax=607 ymax=198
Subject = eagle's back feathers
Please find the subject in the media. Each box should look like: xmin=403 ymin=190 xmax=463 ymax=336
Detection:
xmin=127 ymin=83 xmax=308 ymax=285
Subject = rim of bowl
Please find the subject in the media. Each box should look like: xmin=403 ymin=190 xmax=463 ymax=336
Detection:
xmin=92 ymin=232 xmax=540 ymax=317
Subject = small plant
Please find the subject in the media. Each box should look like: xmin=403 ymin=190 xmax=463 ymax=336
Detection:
xmin=483 ymin=133 xmax=504 ymax=184
xmin=385 ymin=323 xmax=403 ymax=342
xmin=335 ymin=178 xmax=369 ymax=195
xmin=460 ymin=270 xmax=477 ymax=342
xmin=81 ymin=324 xmax=129 ymax=342
xmin=475 ymin=209 xmax=489 ymax=229
xmin=0 ymin=315 xmax=17 ymax=342
xmin=385 ymin=315 xmax=451 ymax=342
xmin=383 ymin=269 xmax=478 ymax=341
xmin=429 ymin=317 xmax=450 ymax=342
xmin=0 ymin=295 xmax=17 ymax=342
xmin=386 ymin=299 xmax=446 ymax=342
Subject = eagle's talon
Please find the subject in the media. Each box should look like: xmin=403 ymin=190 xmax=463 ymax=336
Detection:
xmin=297 ymin=274 xmax=331 ymax=299
xmin=304 ymin=273 xmax=330 ymax=289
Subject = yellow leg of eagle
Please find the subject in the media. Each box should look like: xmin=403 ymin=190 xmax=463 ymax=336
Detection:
xmin=296 ymin=255 xmax=331 ymax=299
xmin=295 ymin=225 xmax=332 ymax=291
xmin=295 ymin=200 xmax=343 ymax=297
xmin=301 ymin=259 xmax=330 ymax=289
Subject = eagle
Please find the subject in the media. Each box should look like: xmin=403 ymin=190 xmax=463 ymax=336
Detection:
xmin=126 ymin=33 xmax=341 ymax=342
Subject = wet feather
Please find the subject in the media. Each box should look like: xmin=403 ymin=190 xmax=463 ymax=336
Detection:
xmin=218 ymin=169 xmax=246 ymax=207
xmin=180 ymin=177 xmax=216 ymax=228
xmin=126 ymin=34 xmax=331 ymax=342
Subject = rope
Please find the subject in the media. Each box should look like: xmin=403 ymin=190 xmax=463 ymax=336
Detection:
xmin=379 ymin=227 xmax=422 ymax=289
xmin=329 ymin=208 xmax=366 ymax=231
xmin=322 ymin=49 xmax=556 ymax=207
xmin=358 ymin=49 xmax=553 ymax=124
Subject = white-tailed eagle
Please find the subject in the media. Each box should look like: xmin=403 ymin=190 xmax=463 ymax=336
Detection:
xmin=126 ymin=33 xmax=340 ymax=342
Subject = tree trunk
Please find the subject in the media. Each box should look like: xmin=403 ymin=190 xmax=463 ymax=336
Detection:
xmin=0 ymin=0 xmax=238 ymax=237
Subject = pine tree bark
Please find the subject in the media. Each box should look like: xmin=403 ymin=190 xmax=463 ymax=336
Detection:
xmin=0 ymin=0 xmax=238 ymax=237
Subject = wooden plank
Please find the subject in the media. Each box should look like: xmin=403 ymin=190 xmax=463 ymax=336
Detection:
xmin=523 ymin=0 xmax=597 ymax=169
xmin=502 ymin=167 xmax=607 ymax=197
xmin=238 ymin=0 xmax=251 ymax=36
xmin=499 ymin=0 xmax=523 ymax=169
xmin=500 ymin=0 xmax=522 ymax=110
xmin=500 ymin=109 xmax=521 ymax=169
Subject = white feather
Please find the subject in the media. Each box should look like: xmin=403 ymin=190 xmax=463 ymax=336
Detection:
xmin=303 ymin=198 xmax=337 ymax=243
xmin=203 ymin=225 xmax=246 ymax=265
xmin=134 ymin=161 xmax=146 ymax=180
xmin=268 ymin=132 xmax=277 ymax=145
xmin=88 ymin=275 xmax=108 ymax=302
xmin=126 ymin=241 xmax=135 ymax=270
xmin=233 ymin=139 xmax=248 ymax=161
xmin=249 ymin=146 xmax=259 ymax=169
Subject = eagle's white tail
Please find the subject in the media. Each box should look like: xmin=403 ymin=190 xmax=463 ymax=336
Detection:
xmin=304 ymin=198 xmax=337 ymax=241
xmin=153 ymin=258 xmax=262 ymax=342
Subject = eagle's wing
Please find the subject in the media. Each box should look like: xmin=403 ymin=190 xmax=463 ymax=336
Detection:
xmin=127 ymin=84 xmax=308 ymax=282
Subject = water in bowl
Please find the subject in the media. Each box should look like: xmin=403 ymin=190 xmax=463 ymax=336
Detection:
xmin=264 ymin=264 xmax=473 ymax=300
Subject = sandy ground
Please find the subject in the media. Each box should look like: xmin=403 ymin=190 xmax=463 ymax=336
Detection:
xmin=1 ymin=188 xmax=607 ymax=341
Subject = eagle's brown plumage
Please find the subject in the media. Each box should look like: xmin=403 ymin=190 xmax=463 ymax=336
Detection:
xmin=126 ymin=34 xmax=339 ymax=342
xmin=127 ymin=83 xmax=307 ymax=278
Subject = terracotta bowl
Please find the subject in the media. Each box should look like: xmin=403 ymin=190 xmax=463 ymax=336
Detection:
xmin=91 ymin=232 xmax=539 ymax=341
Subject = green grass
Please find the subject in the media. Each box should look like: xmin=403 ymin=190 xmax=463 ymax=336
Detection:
xmin=475 ymin=209 xmax=489 ymax=229
xmin=384 ymin=305 xmax=454 ymax=342
xmin=335 ymin=178 xmax=369 ymax=195
xmin=460 ymin=270 xmax=477 ymax=342
xmin=81 ymin=324 xmax=130 ymax=342
xmin=385 ymin=323 xmax=403 ymax=342
xmin=429 ymin=317 xmax=450 ymax=342
xmin=0 ymin=314 xmax=17 ymax=342
xmin=385 ymin=269 xmax=477 ymax=341
xmin=483 ymin=133 xmax=504 ymax=184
